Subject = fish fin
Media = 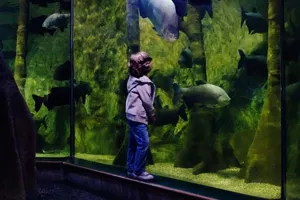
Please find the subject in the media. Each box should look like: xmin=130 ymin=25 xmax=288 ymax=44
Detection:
xmin=172 ymin=0 xmax=188 ymax=17
xmin=241 ymin=6 xmax=246 ymax=27
xmin=238 ymin=49 xmax=246 ymax=59
xmin=248 ymin=27 xmax=252 ymax=34
xmin=178 ymin=104 xmax=188 ymax=121
xmin=32 ymin=94 xmax=44 ymax=112
xmin=199 ymin=6 xmax=206 ymax=20
xmin=252 ymin=7 xmax=257 ymax=13
xmin=195 ymin=80 xmax=206 ymax=85
xmin=82 ymin=95 xmax=86 ymax=104
xmin=172 ymin=83 xmax=181 ymax=104
xmin=154 ymin=95 xmax=163 ymax=109
xmin=206 ymin=5 xmax=213 ymax=18
xmin=49 ymin=29 xmax=56 ymax=35
xmin=238 ymin=49 xmax=246 ymax=69
xmin=138 ymin=0 xmax=147 ymax=18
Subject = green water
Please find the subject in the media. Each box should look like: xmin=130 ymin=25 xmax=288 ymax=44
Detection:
xmin=1 ymin=0 xmax=299 ymax=199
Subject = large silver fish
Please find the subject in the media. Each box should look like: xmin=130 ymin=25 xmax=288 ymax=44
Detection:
xmin=173 ymin=80 xmax=231 ymax=108
xmin=138 ymin=0 xmax=180 ymax=42
xmin=42 ymin=13 xmax=70 ymax=32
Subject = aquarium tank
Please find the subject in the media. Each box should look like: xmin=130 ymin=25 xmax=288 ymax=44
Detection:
xmin=1 ymin=0 xmax=300 ymax=199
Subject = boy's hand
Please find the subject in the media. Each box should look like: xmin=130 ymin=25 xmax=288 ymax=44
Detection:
xmin=148 ymin=109 xmax=156 ymax=124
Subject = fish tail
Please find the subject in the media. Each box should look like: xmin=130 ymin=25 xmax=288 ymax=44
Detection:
xmin=241 ymin=6 xmax=246 ymax=27
xmin=178 ymin=104 xmax=188 ymax=121
xmin=32 ymin=94 xmax=44 ymax=112
xmin=172 ymin=83 xmax=181 ymax=104
xmin=237 ymin=49 xmax=246 ymax=69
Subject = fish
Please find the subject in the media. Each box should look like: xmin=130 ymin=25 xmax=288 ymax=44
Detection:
xmin=2 ymin=51 xmax=16 ymax=59
xmin=58 ymin=0 xmax=71 ymax=12
xmin=172 ymin=80 xmax=231 ymax=108
xmin=150 ymin=69 xmax=175 ymax=92
xmin=188 ymin=0 xmax=216 ymax=20
xmin=29 ymin=0 xmax=58 ymax=7
xmin=284 ymin=37 xmax=300 ymax=61
xmin=241 ymin=7 xmax=268 ymax=34
xmin=53 ymin=60 xmax=70 ymax=81
xmin=138 ymin=0 xmax=181 ymax=42
xmin=29 ymin=0 xmax=70 ymax=12
xmin=178 ymin=48 xmax=193 ymax=68
xmin=29 ymin=15 xmax=57 ymax=36
xmin=32 ymin=82 xmax=92 ymax=112
xmin=286 ymin=81 xmax=300 ymax=102
xmin=154 ymin=104 xmax=188 ymax=126
xmin=238 ymin=49 xmax=268 ymax=77
xmin=172 ymin=0 xmax=188 ymax=17
xmin=42 ymin=13 xmax=70 ymax=32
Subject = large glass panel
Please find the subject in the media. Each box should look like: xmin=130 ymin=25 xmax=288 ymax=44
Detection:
xmin=285 ymin=0 xmax=300 ymax=199
xmin=74 ymin=0 xmax=281 ymax=198
xmin=1 ymin=0 xmax=71 ymax=157
xmin=29 ymin=3 xmax=71 ymax=157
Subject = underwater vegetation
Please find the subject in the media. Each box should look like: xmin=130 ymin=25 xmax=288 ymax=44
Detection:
xmin=1 ymin=0 xmax=300 ymax=199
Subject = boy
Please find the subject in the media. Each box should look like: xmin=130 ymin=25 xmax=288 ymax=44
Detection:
xmin=125 ymin=51 xmax=156 ymax=181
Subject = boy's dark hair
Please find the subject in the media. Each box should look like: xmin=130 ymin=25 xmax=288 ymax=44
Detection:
xmin=128 ymin=51 xmax=152 ymax=78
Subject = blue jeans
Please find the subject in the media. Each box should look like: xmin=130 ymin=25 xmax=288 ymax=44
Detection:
xmin=127 ymin=120 xmax=149 ymax=175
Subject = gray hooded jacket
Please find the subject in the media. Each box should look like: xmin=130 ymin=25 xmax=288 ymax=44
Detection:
xmin=125 ymin=75 xmax=156 ymax=125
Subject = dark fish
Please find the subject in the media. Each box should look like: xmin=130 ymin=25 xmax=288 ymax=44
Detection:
xmin=188 ymin=0 xmax=214 ymax=20
xmin=0 ymin=3 xmax=19 ymax=12
xmin=0 ymin=24 xmax=18 ymax=40
xmin=29 ymin=0 xmax=70 ymax=12
xmin=58 ymin=0 xmax=71 ymax=12
xmin=32 ymin=82 xmax=92 ymax=112
xmin=178 ymin=48 xmax=193 ymax=68
xmin=286 ymin=81 xmax=300 ymax=102
xmin=29 ymin=15 xmax=57 ymax=36
xmin=172 ymin=0 xmax=188 ymax=17
xmin=150 ymin=69 xmax=175 ymax=91
xmin=2 ymin=51 xmax=16 ymax=59
xmin=29 ymin=0 xmax=58 ymax=7
xmin=284 ymin=37 xmax=300 ymax=61
xmin=154 ymin=104 xmax=188 ymax=126
xmin=238 ymin=49 xmax=267 ymax=77
xmin=241 ymin=7 xmax=268 ymax=34
xmin=53 ymin=60 xmax=70 ymax=81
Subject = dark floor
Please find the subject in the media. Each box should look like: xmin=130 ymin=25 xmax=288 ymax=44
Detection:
xmin=37 ymin=181 xmax=107 ymax=200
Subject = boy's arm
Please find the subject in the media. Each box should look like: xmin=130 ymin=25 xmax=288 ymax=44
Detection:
xmin=136 ymin=83 xmax=155 ymax=117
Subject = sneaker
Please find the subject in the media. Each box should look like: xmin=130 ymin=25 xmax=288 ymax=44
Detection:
xmin=135 ymin=172 xmax=154 ymax=181
xmin=127 ymin=172 xmax=137 ymax=178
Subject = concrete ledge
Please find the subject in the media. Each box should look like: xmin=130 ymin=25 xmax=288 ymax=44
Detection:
xmin=36 ymin=161 xmax=215 ymax=200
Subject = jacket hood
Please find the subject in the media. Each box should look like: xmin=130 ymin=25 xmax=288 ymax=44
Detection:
xmin=127 ymin=75 xmax=153 ymax=92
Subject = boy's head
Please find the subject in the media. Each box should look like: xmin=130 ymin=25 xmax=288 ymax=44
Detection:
xmin=128 ymin=51 xmax=152 ymax=78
